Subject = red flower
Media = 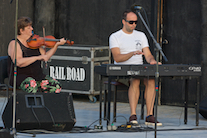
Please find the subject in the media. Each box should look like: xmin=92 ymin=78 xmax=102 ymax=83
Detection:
xmin=55 ymin=88 xmax=61 ymax=93
xmin=41 ymin=80 xmax=49 ymax=90
xmin=25 ymin=84 xmax=29 ymax=88
xmin=30 ymin=80 xmax=37 ymax=88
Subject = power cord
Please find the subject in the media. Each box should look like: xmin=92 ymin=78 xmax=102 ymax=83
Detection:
xmin=107 ymin=115 xmax=128 ymax=131
xmin=86 ymin=117 xmax=110 ymax=131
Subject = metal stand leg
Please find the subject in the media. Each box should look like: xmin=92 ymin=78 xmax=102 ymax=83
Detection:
xmin=104 ymin=86 xmax=107 ymax=119
xmin=184 ymin=79 xmax=188 ymax=124
xmin=107 ymin=77 xmax=112 ymax=125
xmin=141 ymin=90 xmax=145 ymax=120
xmin=113 ymin=85 xmax=117 ymax=122
xmin=196 ymin=77 xmax=200 ymax=126
xmin=99 ymin=75 xmax=103 ymax=125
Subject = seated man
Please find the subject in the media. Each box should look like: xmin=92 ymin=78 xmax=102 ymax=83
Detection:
xmin=109 ymin=9 xmax=162 ymax=126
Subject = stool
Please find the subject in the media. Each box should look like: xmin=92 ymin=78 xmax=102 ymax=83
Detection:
xmin=103 ymin=81 xmax=145 ymax=122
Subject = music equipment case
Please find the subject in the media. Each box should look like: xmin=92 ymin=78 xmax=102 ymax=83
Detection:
xmin=43 ymin=44 xmax=110 ymax=101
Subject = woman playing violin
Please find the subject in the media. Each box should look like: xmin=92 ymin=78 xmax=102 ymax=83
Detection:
xmin=8 ymin=16 xmax=66 ymax=93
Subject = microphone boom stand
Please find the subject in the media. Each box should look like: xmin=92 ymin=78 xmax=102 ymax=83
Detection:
xmin=134 ymin=9 xmax=168 ymax=138
xmin=10 ymin=0 xmax=19 ymax=136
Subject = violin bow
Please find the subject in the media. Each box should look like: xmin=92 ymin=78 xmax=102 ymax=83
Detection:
xmin=42 ymin=26 xmax=47 ymax=69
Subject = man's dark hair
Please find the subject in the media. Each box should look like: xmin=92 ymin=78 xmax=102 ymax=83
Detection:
xmin=122 ymin=9 xmax=135 ymax=20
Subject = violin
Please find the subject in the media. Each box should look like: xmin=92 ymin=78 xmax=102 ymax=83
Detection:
xmin=26 ymin=34 xmax=74 ymax=49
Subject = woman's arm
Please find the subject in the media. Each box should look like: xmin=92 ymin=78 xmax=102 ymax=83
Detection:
xmin=39 ymin=38 xmax=66 ymax=61
xmin=8 ymin=40 xmax=47 ymax=67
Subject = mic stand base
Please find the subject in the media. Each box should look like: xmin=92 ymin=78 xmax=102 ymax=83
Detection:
xmin=10 ymin=128 xmax=16 ymax=136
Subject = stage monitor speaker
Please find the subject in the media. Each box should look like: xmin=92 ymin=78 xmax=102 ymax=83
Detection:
xmin=199 ymin=96 xmax=207 ymax=119
xmin=2 ymin=92 xmax=76 ymax=131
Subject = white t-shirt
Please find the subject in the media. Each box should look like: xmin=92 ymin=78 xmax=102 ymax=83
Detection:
xmin=109 ymin=29 xmax=149 ymax=64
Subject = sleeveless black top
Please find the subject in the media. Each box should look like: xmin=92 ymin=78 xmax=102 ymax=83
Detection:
xmin=8 ymin=39 xmax=46 ymax=87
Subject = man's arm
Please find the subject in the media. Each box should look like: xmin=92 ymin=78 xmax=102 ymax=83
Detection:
xmin=111 ymin=47 xmax=143 ymax=63
xmin=142 ymin=47 xmax=158 ymax=65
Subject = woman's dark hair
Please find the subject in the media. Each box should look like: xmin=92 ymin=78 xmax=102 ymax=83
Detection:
xmin=17 ymin=17 xmax=32 ymax=35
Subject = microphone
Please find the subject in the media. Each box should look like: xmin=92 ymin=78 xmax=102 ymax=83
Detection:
xmin=131 ymin=4 xmax=142 ymax=12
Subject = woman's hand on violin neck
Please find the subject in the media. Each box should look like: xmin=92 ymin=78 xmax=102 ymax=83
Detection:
xmin=56 ymin=38 xmax=66 ymax=46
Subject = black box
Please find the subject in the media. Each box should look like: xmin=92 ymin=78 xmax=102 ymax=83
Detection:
xmin=43 ymin=44 xmax=110 ymax=99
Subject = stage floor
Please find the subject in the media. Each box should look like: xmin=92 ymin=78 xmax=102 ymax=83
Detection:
xmin=0 ymin=95 xmax=207 ymax=138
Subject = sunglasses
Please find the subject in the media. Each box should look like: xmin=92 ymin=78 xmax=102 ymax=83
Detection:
xmin=125 ymin=20 xmax=138 ymax=24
